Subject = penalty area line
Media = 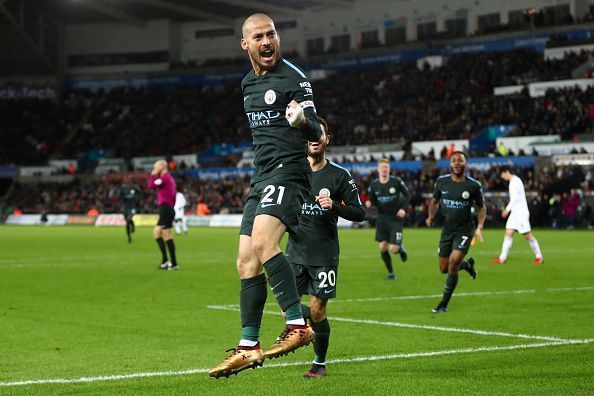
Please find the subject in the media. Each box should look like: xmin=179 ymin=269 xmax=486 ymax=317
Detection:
xmin=1 ymin=339 xmax=592 ymax=387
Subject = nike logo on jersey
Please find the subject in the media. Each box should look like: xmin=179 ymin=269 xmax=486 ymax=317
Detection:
xmin=323 ymin=289 xmax=334 ymax=294
xmin=243 ymin=95 xmax=250 ymax=101
xmin=261 ymin=203 xmax=278 ymax=208
xmin=442 ymin=191 xmax=448 ymax=195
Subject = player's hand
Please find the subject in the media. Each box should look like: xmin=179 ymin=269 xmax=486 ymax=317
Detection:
xmin=425 ymin=217 xmax=433 ymax=227
xmin=396 ymin=209 xmax=406 ymax=218
xmin=502 ymin=210 xmax=510 ymax=218
xmin=365 ymin=200 xmax=372 ymax=209
xmin=475 ymin=226 xmax=484 ymax=242
xmin=285 ymin=100 xmax=306 ymax=128
xmin=316 ymin=195 xmax=333 ymax=210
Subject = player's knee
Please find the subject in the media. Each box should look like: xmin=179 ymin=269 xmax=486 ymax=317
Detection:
xmin=379 ymin=242 xmax=388 ymax=252
xmin=390 ymin=245 xmax=400 ymax=254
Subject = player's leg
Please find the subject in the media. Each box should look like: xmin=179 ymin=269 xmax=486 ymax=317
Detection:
xmin=304 ymin=295 xmax=329 ymax=379
xmin=389 ymin=222 xmax=407 ymax=262
xmin=434 ymin=250 xmax=466 ymax=313
xmin=125 ymin=213 xmax=132 ymax=243
xmin=174 ymin=218 xmax=181 ymax=235
xmin=160 ymin=206 xmax=178 ymax=269
xmin=153 ymin=223 xmax=169 ymax=267
xmin=182 ymin=215 xmax=188 ymax=234
xmin=521 ymin=231 xmax=543 ymax=265
xmin=379 ymin=241 xmax=395 ymax=279
xmin=209 ymin=196 xmax=266 ymax=378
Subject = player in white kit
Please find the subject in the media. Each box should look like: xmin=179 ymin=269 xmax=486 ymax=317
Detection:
xmin=491 ymin=166 xmax=543 ymax=265
xmin=174 ymin=190 xmax=188 ymax=235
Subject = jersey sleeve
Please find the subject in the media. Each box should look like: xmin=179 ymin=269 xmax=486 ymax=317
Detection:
xmin=333 ymin=171 xmax=365 ymax=222
xmin=284 ymin=65 xmax=322 ymax=142
xmin=474 ymin=182 xmax=485 ymax=207
xmin=432 ymin=179 xmax=442 ymax=200
xmin=397 ymin=177 xmax=412 ymax=209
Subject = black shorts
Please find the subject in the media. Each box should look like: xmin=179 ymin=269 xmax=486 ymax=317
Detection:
xmin=240 ymin=172 xmax=310 ymax=236
xmin=157 ymin=205 xmax=175 ymax=229
xmin=292 ymin=262 xmax=338 ymax=299
xmin=375 ymin=218 xmax=404 ymax=245
xmin=438 ymin=228 xmax=474 ymax=257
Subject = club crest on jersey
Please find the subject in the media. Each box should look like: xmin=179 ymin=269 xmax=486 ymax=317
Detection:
xmin=264 ymin=89 xmax=276 ymax=104
xmin=389 ymin=187 xmax=396 ymax=194
xmin=462 ymin=191 xmax=470 ymax=199
xmin=319 ymin=188 xmax=331 ymax=198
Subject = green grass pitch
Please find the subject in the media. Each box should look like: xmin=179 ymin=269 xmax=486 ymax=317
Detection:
xmin=0 ymin=226 xmax=593 ymax=395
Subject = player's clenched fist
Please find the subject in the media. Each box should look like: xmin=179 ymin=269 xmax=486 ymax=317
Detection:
xmin=285 ymin=100 xmax=305 ymax=128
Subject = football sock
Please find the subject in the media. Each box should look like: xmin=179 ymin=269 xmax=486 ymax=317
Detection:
xmin=528 ymin=237 xmax=542 ymax=259
xmin=312 ymin=318 xmax=330 ymax=364
xmin=500 ymin=236 xmax=513 ymax=261
xmin=126 ymin=222 xmax=132 ymax=242
xmin=182 ymin=218 xmax=188 ymax=233
xmin=440 ymin=274 xmax=459 ymax=307
xmin=130 ymin=219 xmax=135 ymax=233
xmin=264 ymin=253 xmax=303 ymax=324
xmin=381 ymin=251 xmax=393 ymax=273
xmin=156 ymin=237 xmax=168 ymax=263
xmin=301 ymin=304 xmax=312 ymax=321
xmin=240 ymin=274 xmax=267 ymax=343
xmin=174 ymin=222 xmax=181 ymax=235
xmin=166 ymin=239 xmax=177 ymax=265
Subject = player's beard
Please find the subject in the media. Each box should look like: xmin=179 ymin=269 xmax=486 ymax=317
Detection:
xmin=451 ymin=164 xmax=465 ymax=176
xmin=248 ymin=45 xmax=280 ymax=73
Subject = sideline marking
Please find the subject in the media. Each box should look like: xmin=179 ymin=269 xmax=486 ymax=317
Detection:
xmin=2 ymin=339 xmax=592 ymax=387
xmin=207 ymin=306 xmax=574 ymax=342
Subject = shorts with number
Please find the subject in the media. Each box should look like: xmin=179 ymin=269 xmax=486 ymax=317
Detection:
xmin=375 ymin=218 xmax=404 ymax=245
xmin=240 ymin=172 xmax=310 ymax=236
xmin=157 ymin=205 xmax=175 ymax=229
xmin=438 ymin=228 xmax=474 ymax=257
xmin=506 ymin=213 xmax=531 ymax=234
xmin=292 ymin=263 xmax=338 ymax=299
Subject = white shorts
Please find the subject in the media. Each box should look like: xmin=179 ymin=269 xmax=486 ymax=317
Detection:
xmin=506 ymin=213 xmax=531 ymax=234
xmin=174 ymin=210 xmax=185 ymax=220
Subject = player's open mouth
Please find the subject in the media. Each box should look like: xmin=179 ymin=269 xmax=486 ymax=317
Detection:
xmin=260 ymin=49 xmax=274 ymax=60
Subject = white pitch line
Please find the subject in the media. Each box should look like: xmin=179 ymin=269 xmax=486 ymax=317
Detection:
xmin=2 ymin=339 xmax=592 ymax=387
xmin=547 ymin=286 xmax=594 ymax=292
xmin=207 ymin=306 xmax=574 ymax=343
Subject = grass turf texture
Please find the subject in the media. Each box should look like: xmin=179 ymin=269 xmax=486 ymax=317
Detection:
xmin=0 ymin=226 xmax=592 ymax=395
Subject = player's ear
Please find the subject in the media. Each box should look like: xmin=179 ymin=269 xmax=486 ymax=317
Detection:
xmin=240 ymin=38 xmax=248 ymax=51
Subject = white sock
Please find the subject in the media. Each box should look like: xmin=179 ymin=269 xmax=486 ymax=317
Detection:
xmin=286 ymin=318 xmax=306 ymax=326
xmin=500 ymin=236 xmax=513 ymax=261
xmin=182 ymin=218 xmax=188 ymax=233
xmin=529 ymin=237 xmax=543 ymax=259
xmin=238 ymin=339 xmax=258 ymax=347
xmin=174 ymin=222 xmax=181 ymax=234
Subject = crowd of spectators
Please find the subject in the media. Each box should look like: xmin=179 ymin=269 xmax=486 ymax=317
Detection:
xmin=3 ymin=47 xmax=594 ymax=167
xmin=4 ymin=164 xmax=592 ymax=229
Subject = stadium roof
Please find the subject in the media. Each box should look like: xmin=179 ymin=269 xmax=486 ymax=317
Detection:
xmin=30 ymin=0 xmax=355 ymax=26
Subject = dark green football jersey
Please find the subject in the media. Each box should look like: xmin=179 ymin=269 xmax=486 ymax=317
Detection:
xmin=432 ymin=174 xmax=484 ymax=231
xmin=119 ymin=184 xmax=141 ymax=213
xmin=285 ymin=161 xmax=365 ymax=267
xmin=368 ymin=176 xmax=411 ymax=221
xmin=242 ymin=58 xmax=322 ymax=183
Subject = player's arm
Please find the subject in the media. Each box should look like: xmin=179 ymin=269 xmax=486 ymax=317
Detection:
xmin=365 ymin=184 xmax=376 ymax=209
xmin=285 ymin=74 xmax=322 ymax=142
xmin=147 ymin=175 xmax=160 ymax=190
xmin=503 ymin=178 xmax=521 ymax=217
xmin=475 ymin=185 xmax=486 ymax=242
xmin=426 ymin=181 xmax=441 ymax=227
xmin=397 ymin=178 xmax=412 ymax=218
xmin=329 ymin=174 xmax=365 ymax=222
